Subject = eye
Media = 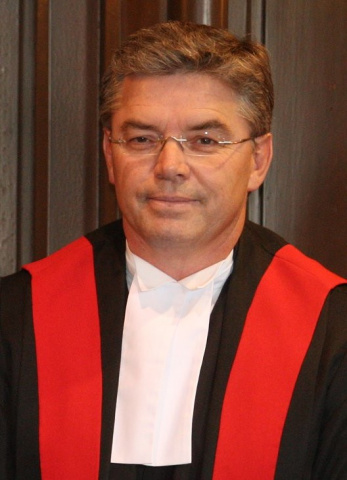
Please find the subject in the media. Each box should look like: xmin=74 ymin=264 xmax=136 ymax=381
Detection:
xmin=126 ymin=135 xmax=158 ymax=150
xmin=187 ymin=134 xmax=221 ymax=153
xmin=128 ymin=136 xmax=152 ymax=144
xmin=195 ymin=136 xmax=218 ymax=146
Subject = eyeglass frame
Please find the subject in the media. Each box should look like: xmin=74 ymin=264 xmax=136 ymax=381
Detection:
xmin=107 ymin=133 xmax=259 ymax=157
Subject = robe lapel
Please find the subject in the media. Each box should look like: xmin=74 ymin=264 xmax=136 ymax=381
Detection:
xmin=86 ymin=222 xmax=128 ymax=479
xmin=192 ymin=221 xmax=281 ymax=479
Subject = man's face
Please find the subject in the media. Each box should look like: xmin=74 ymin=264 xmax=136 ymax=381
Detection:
xmin=104 ymin=73 xmax=272 ymax=259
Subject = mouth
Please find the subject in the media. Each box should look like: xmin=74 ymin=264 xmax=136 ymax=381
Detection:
xmin=148 ymin=195 xmax=197 ymax=204
xmin=144 ymin=194 xmax=201 ymax=214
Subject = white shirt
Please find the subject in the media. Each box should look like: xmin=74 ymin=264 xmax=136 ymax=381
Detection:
xmin=111 ymin=246 xmax=233 ymax=466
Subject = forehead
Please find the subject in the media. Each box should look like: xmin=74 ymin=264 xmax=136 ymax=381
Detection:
xmin=111 ymin=73 xmax=249 ymax=132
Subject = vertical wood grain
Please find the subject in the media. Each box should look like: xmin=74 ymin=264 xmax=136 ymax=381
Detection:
xmin=120 ymin=0 xmax=168 ymax=38
xmin=17 ymin=0 xmax=35 ymax=267
xmin=228 ymin=0 xmax=265 ymax=224
xmin=99 ymin=0 xmax=122 ymax=226
xmin=264 ymin=0 xmax=347 ymax=276
xmin=47 ymin=0 xmax=100 ymax=254
xmin=0 ymin=0 xmax=346 ymax=277
xmin=0 ymin=1 xmax=19 ymax=276
xmin=169 ymin=0 xmax=228 ymax=26
xmin=33 ymin=0 xmax=49 ymax=260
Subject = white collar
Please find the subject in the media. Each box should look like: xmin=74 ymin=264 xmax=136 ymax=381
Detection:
xmin=125 ymin=242 xmax=234 ymax=293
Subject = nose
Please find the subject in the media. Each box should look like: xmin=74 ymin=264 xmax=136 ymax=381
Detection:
xmin=153 ymin=137 xmax=190 ymax=181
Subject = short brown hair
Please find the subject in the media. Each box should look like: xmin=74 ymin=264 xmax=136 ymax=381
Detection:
xmin=100 ymin=21 xmax=274 ymax=136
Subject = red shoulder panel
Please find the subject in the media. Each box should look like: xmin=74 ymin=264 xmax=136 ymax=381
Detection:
xmin=213 ymin=244 xmax=345 ymax=479
xmin=24 ymin=237 xmax=102 ymax=480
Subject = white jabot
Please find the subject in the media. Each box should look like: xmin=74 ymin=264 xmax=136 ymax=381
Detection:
xmin=111 ymin=245 xmax=233 ymax=466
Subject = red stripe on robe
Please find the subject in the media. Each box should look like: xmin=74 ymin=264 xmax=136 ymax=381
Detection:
xmin=213 ymin=244 xmax=345 ymax=479
xmin=24 ymin=237 xmax=102 ymax=480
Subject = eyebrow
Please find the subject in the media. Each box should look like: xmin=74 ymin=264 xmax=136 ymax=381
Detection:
xmin=119 ymin=119 xmax=232 ymax=134
xmin=120 ymin=120 xmax=159 ymax=132
xmin=186 ymin=120 xmax=230 ymax=132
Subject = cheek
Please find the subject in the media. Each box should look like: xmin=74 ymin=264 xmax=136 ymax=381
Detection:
xmin=210 ymin=165 xmax=253 ymax=211
xmin=110 ymin=156 xmax=130 ymax=185
xmin=213 ymin=162 xmax=251 ymax=194
xmin=113 ymin=159 xmax=148 ymax=198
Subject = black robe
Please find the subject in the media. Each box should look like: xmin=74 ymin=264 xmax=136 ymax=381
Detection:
xmin=0 ymin=220 xmax=346 ymax=479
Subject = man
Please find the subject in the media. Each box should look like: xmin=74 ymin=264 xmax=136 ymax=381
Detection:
xmin=0 ymin=21 xmax=346 ymax=480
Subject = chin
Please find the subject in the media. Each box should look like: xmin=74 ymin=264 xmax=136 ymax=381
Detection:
xmin=144 ymin=226 xmax=199 ymax=247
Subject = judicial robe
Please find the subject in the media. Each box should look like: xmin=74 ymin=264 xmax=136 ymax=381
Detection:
xmin=0 ymin=220 xmax=346 ymax=480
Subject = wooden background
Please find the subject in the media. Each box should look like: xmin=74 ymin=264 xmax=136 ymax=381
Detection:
xmin=1 ymin=0 xmax=346 ymax=277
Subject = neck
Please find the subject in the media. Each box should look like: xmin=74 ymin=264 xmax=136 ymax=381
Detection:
xmin=124 ymin=222 xmax=244 ymax=281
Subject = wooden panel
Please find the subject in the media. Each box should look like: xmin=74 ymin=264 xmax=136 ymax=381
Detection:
xmin=228 ymin=0 xmax=264 ymax=37
xmin=99 ymin=0 xmax=122 ymax=226
xmin=46 ymin=0 xmax=100 ymax=255
xmin=228 ymin=0 xmax=265 ymax=224
xmin=169 ymin=0 xmax=228 ymax=26
xmin=0 ymin=1 xmax=20 ymax=276
xmin=17 ymin=0 xmax=36 ymax=267
xmin=120 ymin=0 xmax=168 ymax=38
xmin=33 ymin=0 xmax=49 ymax=260
xmin=228 ymin=0 xmax=248 ymax=35
xmin=247 ymin=0 xmax=264 ymax=39
xmin=264 ymin=0 xmax=347 ymax=276
xmin=1 ymin=0 xmax=346 ymax=278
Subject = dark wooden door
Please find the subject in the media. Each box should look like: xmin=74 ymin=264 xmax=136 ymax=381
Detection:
xmin=1 ymin=0 xmax=346 ymax=277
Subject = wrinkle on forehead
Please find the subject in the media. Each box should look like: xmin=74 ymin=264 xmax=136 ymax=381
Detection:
xmin=111 ymin=73 xmax=250 ymax=136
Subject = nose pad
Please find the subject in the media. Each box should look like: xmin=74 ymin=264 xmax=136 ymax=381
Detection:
xmin=159 ymin=136 xmax=186 ymax=154
xmin=154 ymin=137 xmax=190 ymax=180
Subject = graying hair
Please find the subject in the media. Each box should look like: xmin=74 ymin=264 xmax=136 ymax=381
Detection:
xmin=100 ymin=21 xmax=274 ymax=137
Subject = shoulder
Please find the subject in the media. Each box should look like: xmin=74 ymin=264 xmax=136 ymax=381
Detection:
xmin=0 ymin=220 xmax=125 ymax=318
xmin=0 ymin=268 xmax=31 ymax=295
xmin=85 ymin=219 xmax=126 ymax=263
xmin=21 ymin=220 xmax=125 ymax=278
xmin=242 ymin=220 xmax=288 ymax=254
xmin=244 ymin=219 xmax=347 ymax=331
xmin=235 ymin=221 xmax=288 ymax=274
xmin=321 ymin=284 xmax=347 ymax=350
xmin=0 ymin=270 xmax=32 ymax=318
xmin=0 ymin=270 xmax=33 ymax=345
xmin=242 ymin=221 xmax=346 ymax=286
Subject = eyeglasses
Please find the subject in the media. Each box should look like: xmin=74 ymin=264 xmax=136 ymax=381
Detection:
xmin=107 ymin=132 xmax=257 ymax=157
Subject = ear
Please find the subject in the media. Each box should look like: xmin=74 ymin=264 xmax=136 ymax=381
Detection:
xmin=247 ymin=133 xmax=273 ymax=192
xmin=103 ymin=128 xmax=116 ymax=185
